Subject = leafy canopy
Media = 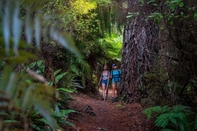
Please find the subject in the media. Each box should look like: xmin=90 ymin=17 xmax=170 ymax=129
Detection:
xmin=70 ymin=0 xmax=97 ymax=14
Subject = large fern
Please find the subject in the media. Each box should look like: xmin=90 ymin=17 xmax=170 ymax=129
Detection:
xmin=143 ymin=105 xmax=196 ymax=131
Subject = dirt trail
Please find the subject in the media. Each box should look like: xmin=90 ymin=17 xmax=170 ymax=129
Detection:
xmin=64 ymin=89 xmax=156 ymax=131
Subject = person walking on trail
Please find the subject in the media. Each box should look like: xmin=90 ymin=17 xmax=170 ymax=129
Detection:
xmin=98 ymin=65 xmax=110 ymax=100
xmin=110 ymin=63 xmax=121 ymax=99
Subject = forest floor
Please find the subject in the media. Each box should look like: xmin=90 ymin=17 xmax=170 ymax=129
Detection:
xmin=63 ymin=88 xmax=157 ymax=131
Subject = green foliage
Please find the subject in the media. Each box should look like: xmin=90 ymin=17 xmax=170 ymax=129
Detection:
xmin=70 ymin=0 xmax=96 ymax=15
xmin=147 ymin=12 xmax=163 ymax=23
xmin=27 ymin=60 xmax=45 ymax=75
xmin=54 ymin=69 xmax=68 ymax=84
xmin=47 ymin=69 xmax=68 ymax=87
xmin=144 ymin=0 xmax=197 ymax=25
xmin=165 ymin=0 xmax=184 ymax=11
xmin=0 ymin=51 xmax=58 ymax=130
xmin=62 ymin=0 xmax=100 ymax=41
xmin=93 ymin=0 xmax=112 ymax=5
xmin=29 ymin=110 xmax=56 ymax=131
xmin=53 ymin=69 xmax=78 ymax=110
xmin=140 ymin=0 xmax=145 ymax=5
xmin=143 ymin=105 xmax=196 ymax=131
xmin=54 ymin=105 xmax=76 ymax=127
xmin=126 ymin=12 xmax=140 ymax=19
xmin=100 ymin=33 xmax=122 ymax=60
xmin=0 ymin=0 xmax=86 ymax=130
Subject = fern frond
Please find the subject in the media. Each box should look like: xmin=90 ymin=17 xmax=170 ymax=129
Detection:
xmin=161 ymin=106 xmax=171 ymax=113
xmin=155 ymin=113 xmax=169 ymax=128
xmin=143 ymin=106 xmax=170 ymax=119
xmin=168 ymin=113 xmax=177 ymax=125
xmin=144 ymin=105 xmax=195 ymax=131
xmin=55 ymin=71 xmax=68 ymax=84
xmin=61 ymin=109 xmax=76 ymax=116
xmin=172 ymin=105 xmax=190 ymax=112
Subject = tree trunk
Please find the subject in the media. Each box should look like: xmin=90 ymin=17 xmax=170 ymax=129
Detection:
xmin=120 ymin=0 xmax=159 ymax=103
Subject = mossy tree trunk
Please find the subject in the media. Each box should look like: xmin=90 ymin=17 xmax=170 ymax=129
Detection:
xmin=120 ymin=0 xmax=159 ymax=103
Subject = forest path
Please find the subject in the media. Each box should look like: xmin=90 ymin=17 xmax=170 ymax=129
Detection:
xmin=64 ymin=89 xmax=155 ymax=131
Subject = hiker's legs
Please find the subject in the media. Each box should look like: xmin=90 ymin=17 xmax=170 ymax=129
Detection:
xmin=116 ymin=82 xmax=120 ymax=95
xmin=112 ymin=83 xmax=116 ymax=98
xmin=102 ymin=83 xmax=106 ymax=99
xmin=106 ymin=85 xmax=108 ymax=99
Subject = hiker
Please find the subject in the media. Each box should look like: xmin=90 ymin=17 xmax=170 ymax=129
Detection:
xmin=98 ymin=65 xmax=110 ymax=100
xmin=110 ymin=63 xmax=121 ymax=99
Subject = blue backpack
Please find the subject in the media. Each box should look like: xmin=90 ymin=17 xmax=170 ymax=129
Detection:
xmin=111 ymin=69 xmax=121 ymax=82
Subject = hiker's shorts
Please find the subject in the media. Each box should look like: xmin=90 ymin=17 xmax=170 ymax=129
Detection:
xmin=101 ymin=80 xmax=108 ymax=85
xmin=112 ymin=81 xmax=120 ymax=88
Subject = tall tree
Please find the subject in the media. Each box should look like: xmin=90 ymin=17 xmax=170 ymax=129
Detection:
xmin=120 ymin=0 xmax=159 ymax=102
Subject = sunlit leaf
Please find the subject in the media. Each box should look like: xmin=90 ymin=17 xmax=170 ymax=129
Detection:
xmin=70 ymin=0 xmax=97 ymax=15
xmin=126 ymin=15 xmax=133 ymax=18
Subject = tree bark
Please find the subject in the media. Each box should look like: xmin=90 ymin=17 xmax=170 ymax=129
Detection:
xmin=120 ymin=0 xmax=159 ymax=103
